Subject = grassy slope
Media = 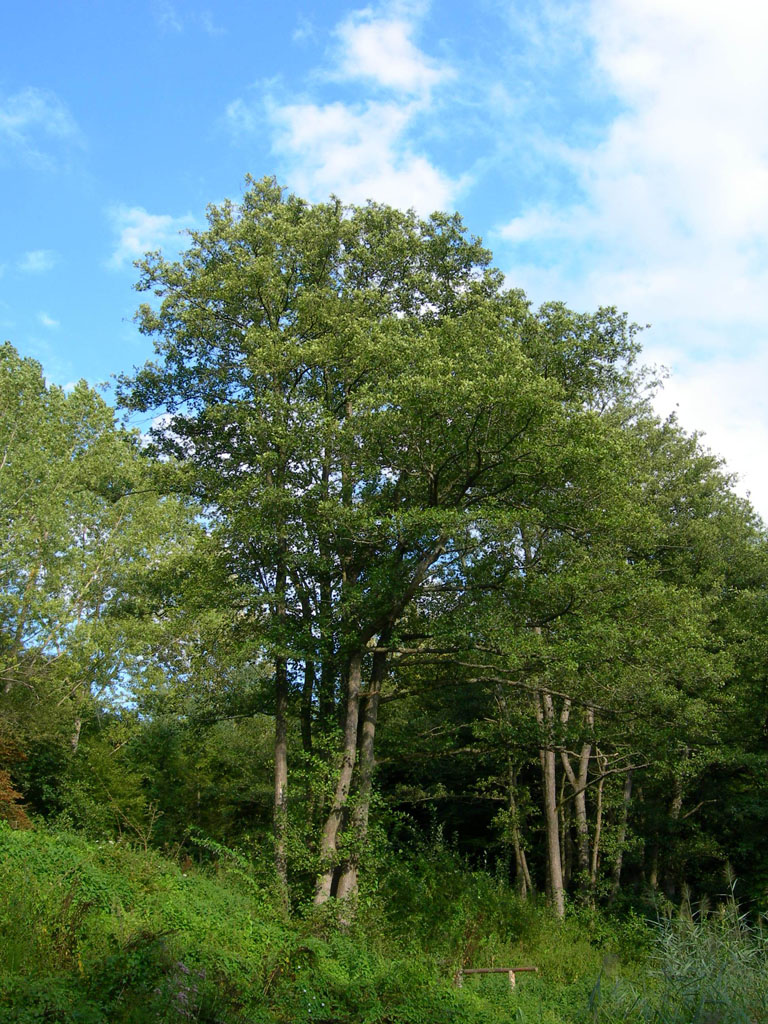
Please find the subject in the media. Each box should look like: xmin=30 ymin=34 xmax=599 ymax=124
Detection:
xmin=1 ymin=825 xmax=765 ymax=1024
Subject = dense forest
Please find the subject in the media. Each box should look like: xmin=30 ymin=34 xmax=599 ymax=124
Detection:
xmin=2 ymin=178 xmax=768 ymax=1023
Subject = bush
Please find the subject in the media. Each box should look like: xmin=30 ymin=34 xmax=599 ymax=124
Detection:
xmin=11 ymin=824 xmax=762 ymax=1024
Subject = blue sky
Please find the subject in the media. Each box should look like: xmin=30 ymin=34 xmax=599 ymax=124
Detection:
xmin=2 ymin=0 xmax=766 ymax=515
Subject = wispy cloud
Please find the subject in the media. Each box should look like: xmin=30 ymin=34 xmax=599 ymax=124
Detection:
xmin=38 ymin=312 xmax=59 ymax=329
xmin=0 ymin=299 xmax=14 ymax=330
xmin=225 ymin=97 xmax=261 ymax=135
xmin=107 ymin=205 xmax=196 ymax=269
xmin=18 ymin=249 xmax=58 ymax=273
xmin=292 ymin=15 xmax=317 ymax=44
xmin=493 ymin=0 xmax=768 ymax=513
xmin=332 ymin=9 xmax=452 ymax=94
xmin=652 ymin=341 xmax=768 ymax=517
xmin=226 ymin=5 xmax=462 ymax=213
xmin=265 ymin=98 xmax=462 ymax=212
xmin=152 ymin=0 xmax=183 ymax=32
xmin=0 ymin=87 xmax=81 ymax=167
xmin=152 ymin=1 xmax=225 ymax=36
xmin=199 ymin=11 xmax=225 ymax=36
xmin=499 ymin=0 xmax=768 ymax=326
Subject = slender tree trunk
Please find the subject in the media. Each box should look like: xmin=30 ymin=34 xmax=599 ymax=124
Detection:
xmin=314 ymin=651 xmax=363 ymax=904
xmin=560 ymin=707 xmax=594 ymax=892
xmin=318 ymin=621 xmax=336 ymax=726
xmin=508 ymin=765 xmax=533 ymax=898
xmin=559 ymin=770 xmax=571 ymax=888
xmin=649 ymin=845 xmax=659 ymax=890
xmin=269 ymin=459 xmax=290 ymax=902
xmin=70 ymin=716 xmax=82 ymax=753
xmin=300 ymin=652 xmax=315 ymax=755
xmin=590 ymin=749 xmax=607 ymax=886
xmin=273 ymin=654 xmax=289 ymax=901
xmin=296 ymin=593 xmax=316 ymax=754
xmin=609 ymin=770 xmax=633 ymax=899
xmin=497 ymin=684 xmax=533 ymax=898
xmin=664 ymin=771 xmax=685 ymax=900
xmin=317 ymin=454 xmax=337 ymax=727
xmin=336 ymin=640 xmax=389 ymax=901
xmin=537 ymin=688 xmax=565 ymax=918
xmin=572 ymin=748 xmax=591 ymax=876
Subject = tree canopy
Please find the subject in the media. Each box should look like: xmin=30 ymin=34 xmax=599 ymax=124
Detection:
xmin=1 ymin=179 xmax=766 ymax=921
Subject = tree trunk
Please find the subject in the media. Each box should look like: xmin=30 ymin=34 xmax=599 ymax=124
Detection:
xmin=664 ymin=770 xmax=685 ymax=901
xmin=609 ymin=770 xmax=633 ymax=899
xmin=560 ymin=706 xmax=594 ymax=892
xmin=295 ymin=593 xmax=316 ymax=754
xmin=269 ymin=461 xmax=290 ymax=903
xmin=314 ymin=651 xmax=363 ymax=904
xmin=336 ymin=640 xmax=389 ymax=901
xmin=273 ymin=654 xmax=289 ymax=901
xmin=559 ymin=769 xmax=571 ymax=888
xmin=317 ymin=455 xmax=337 ymax=727
xmin=508 ymin=765 xmax=533 ymax=898
xmin=300 ymin=658 xmax=315 ymax=754
xmin=649 ymin=845 xmax=659 ymax=890
xmin=537 ymin=688 xmax=565 ymax=918
xmin=590 ymin=749 xmax=607 ymax=887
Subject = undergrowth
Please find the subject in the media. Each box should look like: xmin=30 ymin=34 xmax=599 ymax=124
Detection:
xmin=1 ymin=824 xmax=764 ymax=1023
xmin=588 ymin=900 xmax=768 ymax=1023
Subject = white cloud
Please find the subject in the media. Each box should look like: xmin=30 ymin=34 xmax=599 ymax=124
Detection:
xmin=199 ymin=11 xmax=225 ymax=36
xmin=500 ymin=205 xmax=590 ymax=244
xmin=152 ymin=2 xmax=224 ymax=35
xmin=18 ymin=249 xmax=58 ymax=273
xmin=650 ymin=339 xmax=768 ymax=517
xmin=225 ymin=4 xmax=460 ymax=214
xmin=38 ymin=312 xmax=59 ymax=329
xmin=501 ymin=0 xmax=768 ymax=324
xmin=496 ymin=0 xmax=768 ymax=518
xmin=152 ymin=0 xmax=183 ymax=32
xmin=292 ymin=15 xmax=317 ymax=44
xmin=333 ymin=10 xmax=450 ymax=94
xmin=227 ymin=6 xmax=461 ymax=214
xmin=267 ymin=98 xmax=461 ymax=212
xmin=107 ymin=205 xmax=196 ymax=269
xmin=0 ymin=87 xmax=80 ymax=166
xmin=225 ymin=97 xmax=260 ymax=136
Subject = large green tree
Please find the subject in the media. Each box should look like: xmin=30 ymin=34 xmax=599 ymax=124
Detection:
xmin=119 ymin=177 xmax=654 ymax=904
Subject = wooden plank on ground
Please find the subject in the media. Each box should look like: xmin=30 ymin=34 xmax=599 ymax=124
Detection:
xmin=455 ymin=966 xmax=538 ymax=990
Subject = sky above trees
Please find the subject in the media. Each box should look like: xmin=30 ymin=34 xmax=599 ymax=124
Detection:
xmin=2 ymin=0 xmax=766 ymax=516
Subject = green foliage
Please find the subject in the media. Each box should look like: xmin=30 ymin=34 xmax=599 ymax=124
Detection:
xmin=3 ymin=180 xmax=768 ymax=1023
xmin=588 ymin=905 xmax=768 ymax=1023
xmin=0 ymin=825 xmax=647 ymax=1024
xmin=5 ymin=825 xmax=768 ymax=1024
xmin=0 ymin=342 xmax=202 ymax=822
xmin=0 ymin=824 xmax=282 ymax=1021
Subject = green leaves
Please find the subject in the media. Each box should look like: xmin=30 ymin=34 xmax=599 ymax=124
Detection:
xmin=0 ymin=343 xmax=202 ymax=818
xmin=103 ymin=178 xmax=768 ymax=902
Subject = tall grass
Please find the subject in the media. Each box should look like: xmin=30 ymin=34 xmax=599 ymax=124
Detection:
xmin=590 ymin=897 xmax=768 ymax=1023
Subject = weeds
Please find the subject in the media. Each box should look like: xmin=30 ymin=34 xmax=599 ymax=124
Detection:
xmin=588 ymin=895 xmax=768 ymax=1023
xmin=2 ymin=824 xmax=766 ymax=1024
